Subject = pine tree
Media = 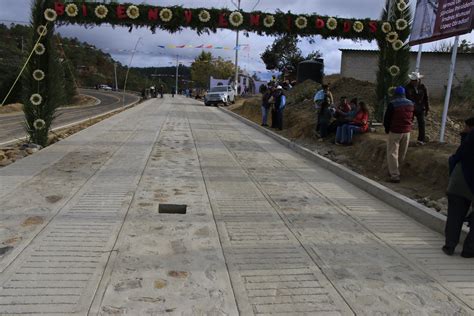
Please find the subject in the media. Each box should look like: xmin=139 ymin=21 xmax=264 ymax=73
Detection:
xmin=23 ymin=0 xmax=64 ymax=146
xmin=375 ymin=0 xmax=412 ymax=120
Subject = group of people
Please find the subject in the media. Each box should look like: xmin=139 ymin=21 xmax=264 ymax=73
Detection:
xmin=314 ymin=84 xmax=370 ymax=145
xmin=382 ymin=72 xmax=473 ymax=258
xmin=260 ymin=84 xmax=287 ymax=130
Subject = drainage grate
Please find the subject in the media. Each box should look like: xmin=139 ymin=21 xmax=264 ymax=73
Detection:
xmin=159 ymin=204 xmax=187 ymax=214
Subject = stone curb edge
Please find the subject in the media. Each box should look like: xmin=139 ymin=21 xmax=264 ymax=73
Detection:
xmin=0 ymin=98 xmax=141 ymax=147
xmin=220 ymin=107 xmax=468 ymax=239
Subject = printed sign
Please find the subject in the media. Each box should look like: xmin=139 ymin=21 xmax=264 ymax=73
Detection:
xmin=410 ymin=0 xmax=474 ymax=45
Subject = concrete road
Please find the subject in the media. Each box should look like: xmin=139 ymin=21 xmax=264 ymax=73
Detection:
xmin=0 ymin=89 xmax=140 ymax=145
xmin=0 ymin=96 xmax=472 ymax=315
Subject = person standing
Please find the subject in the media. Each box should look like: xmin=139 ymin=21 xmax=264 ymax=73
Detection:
xmin=158 ymin=85 xmax=164 ymax=98
xmin=383 ymin=86 xmax=415 ymax=183
xmin=273 ymin=86 xmax=286 ymax=130
xmin=260 ymin=85 xmax=271 ymax=127
xmin=405 ymin=72 xmax=429 ymax=145
xmin=318 ymin=101 xmax=332 ymax=139
xmin=313 ymin=84 xmax=334 ymax=109
xmin=443 ymin=117 xmax=474 ymax=258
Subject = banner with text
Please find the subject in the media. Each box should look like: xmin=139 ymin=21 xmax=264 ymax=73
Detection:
xmin=410 ymin=0 xmax=474 ymax=45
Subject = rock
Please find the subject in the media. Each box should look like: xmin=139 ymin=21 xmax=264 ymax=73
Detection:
xmin=26 ymin=148 xmax=39 ymax=155
xmin=114 ymin=278 xmax=142 ymax=292
xmin=129 ymin=297 xmax=164 ymax=303
xmin=101 ymin=305 xmax=126 ymax=315
xmin=3 ymin=236 xmax=22 ymax=245
xmin=0 ymin=246 xmax=13 ymax=256
xmin=45 ymin=195 xmax=62 ymax=203
xmin=154 ymin=279 xmax=168 ymax=289
xmin=29 ymin=143 xmax=42 ymax=149
xmin=5 ymin=150 xmax=19 ymax=159
xmin=21 ymin=216 xmax=44 ymax=227
xmin=0 ymin=151 xmax=6 ymax=161
xmin=0 ymin=159 xmax=12 ymax=167
xmin=168 ymin=271 xmax=189 ymax=279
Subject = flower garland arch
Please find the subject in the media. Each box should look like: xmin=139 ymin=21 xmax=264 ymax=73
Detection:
xmin=25 ymin=0 xmax=410 ymax=146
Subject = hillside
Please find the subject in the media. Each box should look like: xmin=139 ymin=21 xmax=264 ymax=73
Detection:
xmin=0 ymin=23 xmax=191 ymax=105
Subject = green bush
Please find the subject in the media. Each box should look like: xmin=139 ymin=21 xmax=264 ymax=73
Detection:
xmin=452 ymin=78 xmax=474 ymax=105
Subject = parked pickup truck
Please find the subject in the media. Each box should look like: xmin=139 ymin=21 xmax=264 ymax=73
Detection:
xmin=204 ymin=85 xmax=235 ymax=106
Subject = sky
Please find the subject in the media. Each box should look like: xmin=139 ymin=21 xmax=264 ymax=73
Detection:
xmin=1 ymin=0 xmax=473 ymax=80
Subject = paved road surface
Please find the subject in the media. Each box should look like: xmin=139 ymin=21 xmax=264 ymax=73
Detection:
xmin=0 ymin=96 xmax=472 ymax=315
xmin=0 ymin=89 xmax=140 ymax=145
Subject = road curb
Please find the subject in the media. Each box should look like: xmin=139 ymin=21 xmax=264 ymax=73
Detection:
xmin=219 ymin=107 xmax=468 ymax=239
xmin=0 ymin=98 xmax=141 ymax=147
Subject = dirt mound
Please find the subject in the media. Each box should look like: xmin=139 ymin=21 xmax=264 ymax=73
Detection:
xmin=330 ymin=77 xmax=377 ymax=110
xmin=0 ymin=103 xmax=23 ymax=114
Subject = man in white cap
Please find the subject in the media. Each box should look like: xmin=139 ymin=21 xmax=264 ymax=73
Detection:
xmin=405 ymin=72 xmax=430 ymax=145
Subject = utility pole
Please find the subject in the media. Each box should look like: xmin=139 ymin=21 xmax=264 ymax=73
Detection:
xmin=175 ymin=55 xmax=179 ymax=95
xmin=123 ymin=37 xmax=142 ymax=105
xmin=114 ymin=62 xmax=118 ymax=91
xmin=234 ymin=0 xmax=241 ymax=95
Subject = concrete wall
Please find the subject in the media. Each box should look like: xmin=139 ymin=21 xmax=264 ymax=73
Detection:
xmin=340 ymin=50 xmax=474 ymax=98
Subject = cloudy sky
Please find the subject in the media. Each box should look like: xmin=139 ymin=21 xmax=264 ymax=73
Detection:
xmin=1 ymin=0 xmax=473 ymax=79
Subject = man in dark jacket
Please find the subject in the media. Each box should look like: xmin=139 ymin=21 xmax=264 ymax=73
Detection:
xmin=405 ymin=72 xmax=429 ymax=145
xmin=443 ymin=117 xmax=474 ymax=258
xmin=273 ymin=86 xmax=286 ymax=130
xmin=383 ymin=86 xmax=415 ymax=183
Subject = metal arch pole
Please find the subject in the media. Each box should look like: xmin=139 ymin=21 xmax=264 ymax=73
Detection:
xmin=234 ymin=0 xmax=241 ymax=95
xmin=440 ymin=35 xmax=459 ymax=143
xmin=175 ymin=55 xmax=179 ymax=95
xmin=415 ymin=44 xmax=423 ymax=72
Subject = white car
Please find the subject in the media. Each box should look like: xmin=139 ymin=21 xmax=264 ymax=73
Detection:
xmin=204 ymin=86 xmax=235 ymax=106
xmin=99 ymin=84 xmax=113 ymax=91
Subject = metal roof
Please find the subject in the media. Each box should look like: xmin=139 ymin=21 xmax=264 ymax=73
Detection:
xmin=339 ymin=48 xmax=471 ymax=55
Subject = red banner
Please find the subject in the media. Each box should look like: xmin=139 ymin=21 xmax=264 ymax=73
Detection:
xmin=410 ymin=0 xmax=474 ymax=46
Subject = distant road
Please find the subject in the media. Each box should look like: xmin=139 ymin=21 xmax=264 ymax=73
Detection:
xmin=0 ymin=89 xmax=140 ymax=145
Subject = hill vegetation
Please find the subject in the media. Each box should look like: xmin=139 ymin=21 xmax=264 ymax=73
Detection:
xmin=0 ymin=23 xmax=193 ymax=105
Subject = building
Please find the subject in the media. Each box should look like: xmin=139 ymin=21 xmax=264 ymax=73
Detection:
xmin=210 ymin=73 xmax=266 ymax=95
xmin=340 ymin=49 xmax=474 ymax=98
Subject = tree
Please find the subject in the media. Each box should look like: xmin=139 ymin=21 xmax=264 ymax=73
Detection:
xmin=433 ymin=39 xmax=473 ymax=53
xmin=191 ymin=51 xmax=235 ymax=88
xmin=260 ymin=35 xmax=322 ymax=79
xmin=375 ymin=0 xmax=412 ymax=120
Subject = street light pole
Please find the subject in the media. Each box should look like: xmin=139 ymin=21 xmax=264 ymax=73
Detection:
xmin=234 ymin=0 xmax=241 ymax=95
xmin=175 ymin=55 xmax=179 ymax=95
xmin=114 ymin=62 xmax=118 ymax=91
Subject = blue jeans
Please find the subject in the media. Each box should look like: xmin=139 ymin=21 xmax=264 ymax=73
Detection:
xmin=336 ymin=124 xmax=361 ymax=144
xmin=261 ymin=106 xmax=269 ymax=125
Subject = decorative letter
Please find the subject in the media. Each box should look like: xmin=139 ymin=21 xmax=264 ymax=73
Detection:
xmin=117 ymin=5 xmax=127 ymax=19
xmin=369 ymin=21 xmax=378 ymax=33
xmin=54 ymin=2 xmax=65 ymax=16
xmin=315 ymin=18 xmax=325 ymax=29
xmin=250 ymin=14 xmax=260 ymax=26
xmin=287 ymin=16 xmax=292 ymax=30
xmin=148 ymin=8 xmax=159 ymax=20
xmin=219 ymin=13 xmax=228 ymax=27
xmin=82 ymin=4 xmax=87 ymax=17
xmin=184 ymin=10 xmax=192 ymax=23
xmin=343 ymin=21 xmax=352 ymax=32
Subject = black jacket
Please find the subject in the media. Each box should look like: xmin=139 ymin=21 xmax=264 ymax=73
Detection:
xmin=405 ymin=83 xmax=429 ymax=113
xmin=449 ymin=129 xmax=474 ymax=195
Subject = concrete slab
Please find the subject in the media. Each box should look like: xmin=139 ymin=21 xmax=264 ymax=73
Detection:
xmin=0 ymin=97 xmax=473 ymax=315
